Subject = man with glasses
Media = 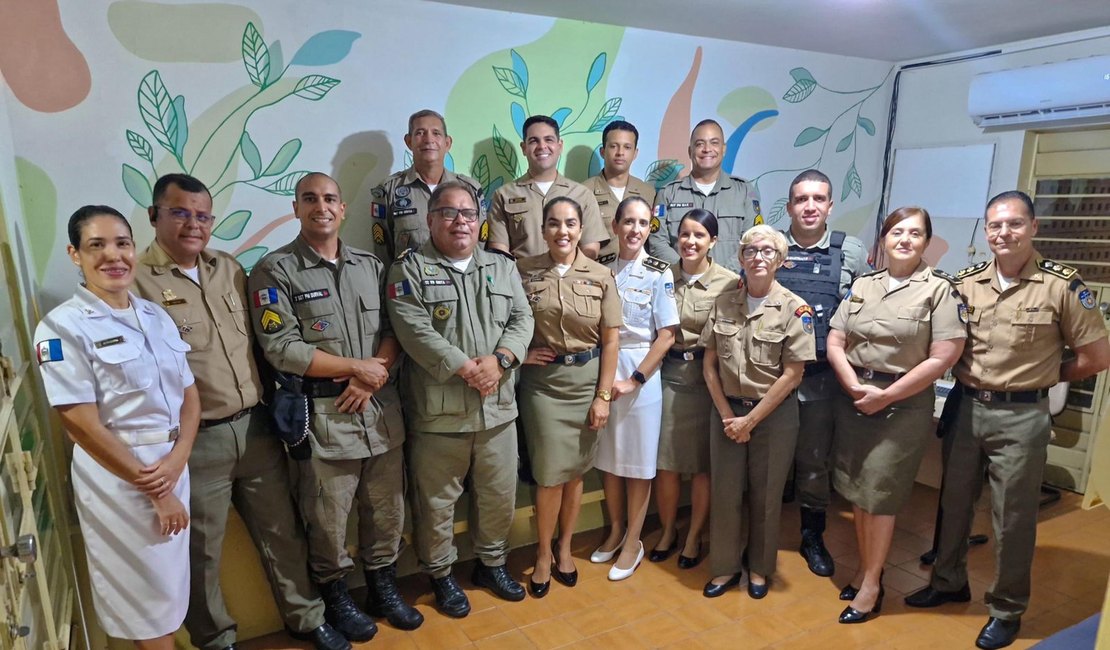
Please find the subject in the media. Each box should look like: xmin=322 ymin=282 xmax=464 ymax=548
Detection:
xmin=647 ymin=119 xmax=761 ymax=274
xmin=249 ymin=172 xmax=421 ymax=642
xmin=387 ymin=181 xmax=534 ymax=616
xmin=134 ymin=174 xmax=348 ymax=650
xmin=369 ymin=109 xmax=487 ymax=261
xmin=905 ymin=191 xmax=1109 ymax=650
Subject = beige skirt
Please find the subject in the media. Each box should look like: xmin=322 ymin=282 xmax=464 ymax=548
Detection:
xmin=657 ymin=356 xmax=712 ymax=474
xmin=519 ymin=356 xmax=600 ymax=486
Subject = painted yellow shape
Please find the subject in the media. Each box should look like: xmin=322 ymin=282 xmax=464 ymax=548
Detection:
xmin=15 ymin=157 xmax=57 ymax=282
xmin=108 ymin=1 xmax=263 ymax=62
xmin=718 ymin=86 xmax=778 ymax=132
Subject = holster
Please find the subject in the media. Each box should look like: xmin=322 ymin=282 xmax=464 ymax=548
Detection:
xmin=270 ymin=373 xmax=313 ymax=460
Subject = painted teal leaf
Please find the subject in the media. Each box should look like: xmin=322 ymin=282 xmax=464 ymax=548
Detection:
xmin=486 ymin=176 xmax=504 ymax=197
xmin=645 ymin=159 xmax=681 ymax=190
xmin=783 ymin=79 xmax=816 ymax=103
xmin=241 ymin=22 xmax=270 ymax=88
xmin=212 ymin=210 xmax=251 ymax=241
xmin=790 ymin=67 xmax=816 ymax=84
xmin=263 ymin=170 xmax=310 ymax=195
xmin=510 ymin=49 xmax=528 ymax=94
xmin=239 ymin=131 xmax=262 ymax=178
xmin=857 ymin=116 xmax=876 ymax=136
xmin=266 ymin=40 xmax=284 ymax=85
xmin=768 ymin=198 xmax=789 ymax=225
xmin=836 ymin=131 xmax=854 ymax=152
xmin=587 ymin=145 xmax=603 ymax=178
xmin=493 ymin=67 xmax=526 ymax=98
xmin=492 ymin=125 xmax=518 ymax=177
xmin=262 ymin=139 xmax=301 ymax=176
xmin=793 ymin=126 xmax=827 ymax=147
xmin=403 ymin=150 xmax=413 ymax=170
xmin=236 ymin=246 xmax=267 ymax=273
xmin=293 ymin=75 xmax=340 ymax=101
xmin=588 ymin=97 xmax=622 ymax=132
xmin=551 ymin=107 xmax=573 ymax=127
xmin=510 ymin=102 xmax=526 ymax=139
xmin=171 ymin=95 xmax=188 ymax=159
xmin=290 ymin=30 xmax=361 ymax=66
xmin=126 ymin=130 xmax=153 ymax=162
xmin=586 ymin=52 xmax=607 ymax=93
xmin=445 ymin=152 xmax=455 ymax=173
xmin=137 ymin=70 xmax=178 ymax=155
xmin=122 ymin=164 xmax=152 ymax=207
xmin=472 ymin=154 xmax=490 ymax=187
xmin=842 ymin=163 xmax=862 ymax=201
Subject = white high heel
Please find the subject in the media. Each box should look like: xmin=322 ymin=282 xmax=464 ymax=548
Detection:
xmin=607 ymin=541 xmax=644 ymax=581
xmin=590 ymin=533 xmax=626 ymax=563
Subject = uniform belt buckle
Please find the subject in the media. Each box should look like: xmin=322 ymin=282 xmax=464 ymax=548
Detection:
xmin=682 ymin=351 xmax=695 ymax=361
xmin=860 ymin=368 xmax=875 ymax=379
xmin=977 ymin=390 xmax=993 ymax=403
xmin=741 ymin=399 xmax=756 ymax=408
xmin=564 ymin=354 xmax=575 ymax=366
xmin=168 ymin=426 xmax=180 ymax=442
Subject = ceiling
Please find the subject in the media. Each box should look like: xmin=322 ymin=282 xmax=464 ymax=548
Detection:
xmin=433 ymin=0 xmax=1110 ymax=61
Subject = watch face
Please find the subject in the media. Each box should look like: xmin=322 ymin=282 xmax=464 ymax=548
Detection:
xmin=496 ymin=353 xmax=512 ymax=369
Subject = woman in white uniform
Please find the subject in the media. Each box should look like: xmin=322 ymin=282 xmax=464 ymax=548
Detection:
xmin=33 ymin=206 xmax=198 ymax=648
xmin=592 ymin=197 xmax=679 ymax=580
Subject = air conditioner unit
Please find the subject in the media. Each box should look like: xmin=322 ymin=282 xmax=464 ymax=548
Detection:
xmin=968 ymin=54 xmax=1110 ymax=129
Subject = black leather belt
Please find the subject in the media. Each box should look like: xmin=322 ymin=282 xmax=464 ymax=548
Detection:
xmin=555 ymin=348 xmax=601 ymax=366
xmin=852 ymin=365 xmax=904 ymax=382
xmin=199 ymin=406 xmax=254 ymax=429
xmin=305 ymin=380 xmax=348 ymax=398
xmin=727 ymin=396 xmax=761 ymax=409
xmin=667 ymin=348 xmax=705 ymax=361
xmin=804 ymin=360 xmax=831 ymax=376
xmin=962 ymin=385 xmax=1049 ymax=404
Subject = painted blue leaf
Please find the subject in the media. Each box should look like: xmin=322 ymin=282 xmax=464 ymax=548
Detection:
xmin=842 ymin=163 xmax=862 ymax=201
xmin=510 ymin=49 xmax=528 ymax=94
xmin=551 ymin=107 xmax=573 ymax=127
xmin=789 ymin=67 xmax=816 ymax=84
xmin=857 ymin=116 xmax=876 ymax=136
xmin=587 ymin=145 xmax=603 ymax=178
xmin=236 ymin=246 xmax=267 ymax=273
xmin=721 ymin=109 xmax=778 ymax=173
xmin=586 ymin=52 xmax=606 ymax=93
xmin=171 ymin=95 xmax=188 ymax=159
xmin=262 ymin=139 xmax=301 ymax=176
xmin=486 ymin=176 xmax=505 ymax=197
xmin=836 ymin=131 xmax=854 ymax=152
xmin=293 ymin=75 xmax=340 ymax=101
xmin=403 ymin=150 xmax=413 ymax=170
xmin=794 ymin=126 xmax=828 ymax=147
xmin=212 ymin=210 xmax=251 ymax=241
xmin=122 ymin=164 xmax=152 ymax=207
xmin=445 ymin=152 xmax=455 ymax=173
xmin=645 ymin=159 xmax=682 ymax=189
xmin=266 ymin=40 xmax=284 ymax=85
xmin=239 ymin=132 xmax=262 ymax=178
xmin=290 ymin=30 xmax=361 ymax=66
xmin=510 ymin=102 xmax=526 ymax=139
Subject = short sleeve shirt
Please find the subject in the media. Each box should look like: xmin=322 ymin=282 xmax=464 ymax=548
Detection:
xmin=607 ymin=250 xmax=680 ymax=346
xmin=369 ymin=167 xmax=486 ymax=260
xmin=671 ymin=259 xmax=740 ymax=350
xmin=648 ymin=174 xmax=760 ymax=273
xmin=487 ymin=173 xmax=608 ymax=258
xmin=516 ymin=252 xmax=622 ymax=353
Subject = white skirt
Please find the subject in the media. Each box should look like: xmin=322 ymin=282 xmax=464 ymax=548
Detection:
xmin=595 ymin=347 xmax=662 ymax=479
xmin=71 ymin=442 xmax=190 ymax=640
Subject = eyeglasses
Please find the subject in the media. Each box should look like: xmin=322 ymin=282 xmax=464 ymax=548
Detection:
xmin=154 ymin=206 xmax=216 ymax=225
xmin=985 ymin=219 xmax=1028 ymax=235
xmin=741 ymin=247 xmax=779 ymax=261
xmin=431 ymin=207 xmax=480 ymax=223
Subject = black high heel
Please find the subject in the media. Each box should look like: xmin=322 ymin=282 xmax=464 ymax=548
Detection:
xmin=838 ymin=585 xmax=884 ymax=624
xmin=839 ymin=570 xmax=882 ymax=601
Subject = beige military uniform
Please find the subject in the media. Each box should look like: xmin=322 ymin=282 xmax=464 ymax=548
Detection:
xmin=486 ymin=173 xmax=608 ymax=258
xmin=248 ymin=236 xmax=405 ymax=581
xmin=582 ymin=173 xmax=656 ymax=265
xmin=829 ymin=263 xmax=966 ymax=515
xmin=657 ymin=259 xmax=739 ymax=474
xmin=386 ymin=243 xmax=534 ymax=576
xmin=369 ymin=167 xmax=486 ymax=261
xmin=516 ymin=252 xmax=621 ymax=486
xmin=932 ymin=255 xmax=1108 ymax=621
xmin=648 ymin=174 xmax=760 ymax=273
xmin=702 ymin=281 xmax=815 ymax=579
xmin=134 ymin=242 xmax=325 ymax=648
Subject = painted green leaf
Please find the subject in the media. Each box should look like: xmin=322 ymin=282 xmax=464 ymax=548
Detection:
xmin=122 ymin=163 xmax=152 ymax=207
xmin=857 ymin=116 xmax=876 ymax=136
xmin=783 ymin=79 xmax=816 ymax=103
xmin=588 ymin=97 xmax=622 ymax=132
xmin=471 ymin=154 xmax=490 ymax=187
xmin=241 ymin=22 xmax=270 ymax=88
xmin=236 ymin=246 xmax=268 ymax=273
xmin=212 ymin=209 xmax=251 ymax=241
xmin=492 ymin=125 xmax=518 ymax=177
xmin=492 ymin=67 xmax=526 ymax=98
xmin=586 ymin=52 xmax=606 ymax=93
xmin=137 ymin=70 xmax=178 ymax=155
xmin=842 ymin=163 xmax=862 ymax=201
xmin=290 ymin=30 xmax=361 ymax=66
xmin=263 ymin=139 xmax=301 ymax=176
xmin=126 ymin=130 xmax=153 ymax=162
xmin=836 ymin=131 xmax=854 ymax=152
xmin=790 ymin=67 xmax=816 ymax=84
xmin=793 ymin=126 xmax=827 ymax=147
xmin=239 ymin=131 xmax=262 ymax=178
xmin=267 ymin=40 xmax=284 ymax=85
xmin=510 ymin=49 xmax=528 ymax=94
xmin=171 ymin=95 xmax=188 ymax=159
xmin=645 ymin=159 xmax=681 ymax=189
xmin=768 ymin=198 xmax=789 ymax=225
xmin=293 ymin=74 xmax=340 ymax=100
xmin=263 ymin=170 xmax=310 ymax=195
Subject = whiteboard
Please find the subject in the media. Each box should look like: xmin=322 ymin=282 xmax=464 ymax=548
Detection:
xmin=887 ymin=144 xmax=995 ymax=220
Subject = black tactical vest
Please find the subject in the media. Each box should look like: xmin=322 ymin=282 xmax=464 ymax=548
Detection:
xmin=776 ymin=231 xmax=846 ymax=359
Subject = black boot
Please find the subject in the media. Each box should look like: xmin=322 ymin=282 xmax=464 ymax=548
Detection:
xmin=366 ymin=564 xmax=424 ymax=630
xmin=799 ymin=507 xmax=835 ymax=577
xmin=317 ymin=578 xmax=377 ymax=642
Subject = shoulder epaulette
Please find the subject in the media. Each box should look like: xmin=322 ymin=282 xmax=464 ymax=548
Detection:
xmin=1038 ymin=258 xmax=1077 ymax=280
xmin=487 ymin=247 xmax=516 ymax=262
xmin=643 ymin=256 xmax=669 ymax=273
xmin=932 ymin=268 xmax=958 ymax=284
xmin=395 ymin=248 xmax=414 ymax=262
xmin=957 ymin=261 xmax=989 ymax=279
xmin=858 ymin=268 xmax=884 ymax=279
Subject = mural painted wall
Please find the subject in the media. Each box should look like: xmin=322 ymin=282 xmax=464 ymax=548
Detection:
xmin=1 ymin=0 xmax=894 ymax=311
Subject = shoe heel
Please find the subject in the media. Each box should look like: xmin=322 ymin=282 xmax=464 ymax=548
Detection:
xmin=874 ymin=586 xmax=885 ymax=614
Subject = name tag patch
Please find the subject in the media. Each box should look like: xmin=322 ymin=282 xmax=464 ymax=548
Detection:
xmin=508 ymin=197 xmax=528 ymax=205
xmin=422 ymin=279 xmax=452 ymax=286
xmin=393 ymin=208 xmax=418 ymax=217
xmin=293 ymin=289 xmax=331 ymax=303
xmin=161 ymin=289 xmax=186 ymax=306
xmin=94 ymin=336 xmax=125 ymax=349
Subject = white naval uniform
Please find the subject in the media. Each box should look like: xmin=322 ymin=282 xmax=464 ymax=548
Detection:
xmin=34 ymin=286 xmax=193 ymax=640
xmin=595 ymin=250 xmax=680 ymax=479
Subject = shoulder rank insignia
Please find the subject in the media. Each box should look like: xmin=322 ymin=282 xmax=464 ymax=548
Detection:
xmin=1038 ymin=258 xmax=1077 ymax=280
xmin=957 ymin=261 xmax=989 ymax=279
xmin=643 ymin=256 xmax=669 ymax=273
xmin=932 ymin=268 xmax=958 ymax=283
xmin=488 ymin=247 xmax=516 ymax=262
xmin=479 ymin=220 xmax=489 ymax=242
xmin=597 ymin=252 xmax=617 ymax=265
xmin=395 ymin=247 xmax=414 ymax=261
xmin=859 ymin=268 xmax=884 ymax=279
xmin=260 ymin=309 xmax=283 ymax=333
xmin=372 ymin=223 xmax=386 ymax=245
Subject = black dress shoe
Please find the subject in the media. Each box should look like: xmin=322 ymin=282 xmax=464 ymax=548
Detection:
xmin=648 ymin=538 xmax=678 ymax=563
xmin=904 ymin=583 xmax=972 ymax=608
xmin=975 ymin=617 xmax=1020 ymax=649
xmin=747 ymin=577 xmax=770 ymax=599
xmin=430 ymin=574 xmax=471 ymax=618
xmin=286 ymin=624 xmax=352 ymax=650
xmin=551 ymin=563 xmax=578 ymax=587
xmin=839 ymin=586 xmax=884 ymax=624
xmin=472 ymin=563 xmax=526 ymax=602
xmin=528 ymin=577 xmax=550 ymax=598
xmin=702 ymin=574 xmax=742 ymax=598
xmin=677 ymin=543 xmax=702 ymax=570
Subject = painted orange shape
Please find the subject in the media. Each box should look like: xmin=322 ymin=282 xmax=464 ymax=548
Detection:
xmin=0 ymin=0 xmax=91 ymax=112
xmin=658 ymin=46 xmax=703 ymax=174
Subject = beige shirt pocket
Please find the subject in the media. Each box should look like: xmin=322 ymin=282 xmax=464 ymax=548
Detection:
xmin=894 ymin=305 xmax=931 ymax=344
xmin=750 ymin=328 xmax=787 ymax=367
xmin=1009 ymin=308 xmax=1055 ymax=347
xmin=572 ymin=282 xmax=603 ymax=318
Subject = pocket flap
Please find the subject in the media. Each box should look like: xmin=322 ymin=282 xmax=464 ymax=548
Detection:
xmin=897 ymin=305 xmax=931 ymax=321
xmin=713 ymin=320 xmax=741 ymax=336
xmin=625 ymin=288 xmax=651 ymax=305
xmin=753 ymin=329 xmax=787 ymax=344
xmin=165 ymin=336 xmax=191 ymax=353
xmin=694 ymin=299 xmax=715 ymax=311
xmin=93 ymin=341 xmax=143 ymax=364
xmin=360 ymin=293 xmax=380 ymax=312
xmin=1012 ymin=309 xmax=1053 ymax=325
xmin=572 ymin=282 xmax=604 ymax=298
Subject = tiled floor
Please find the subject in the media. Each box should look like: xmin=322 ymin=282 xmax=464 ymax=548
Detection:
xmin=242 ymin=484 xmax=1109 ymax=649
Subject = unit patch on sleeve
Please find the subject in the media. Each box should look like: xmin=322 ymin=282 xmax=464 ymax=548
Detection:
xmin=371 ymin=203 xmax=387 ymax=219
xmin=310 ymin=320 xmax=330 ymax=332
xmin=387 ymin=279 xmax=412 ymax=299
xmin=35 ymin=339 xmax=63 ymax=364
xmin=292 ymin=289 xmax=331 ymax=303
xmin=260 ymin=309 xmax=284 ymax=333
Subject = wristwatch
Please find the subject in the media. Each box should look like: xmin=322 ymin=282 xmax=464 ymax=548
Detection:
xmin=493 ymin=351 xmax=513 ymax=370
xmin=595 ymin=389 xmax=612 ymax=402
xmin=631 ymin=370 xmax=647 ymax=385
